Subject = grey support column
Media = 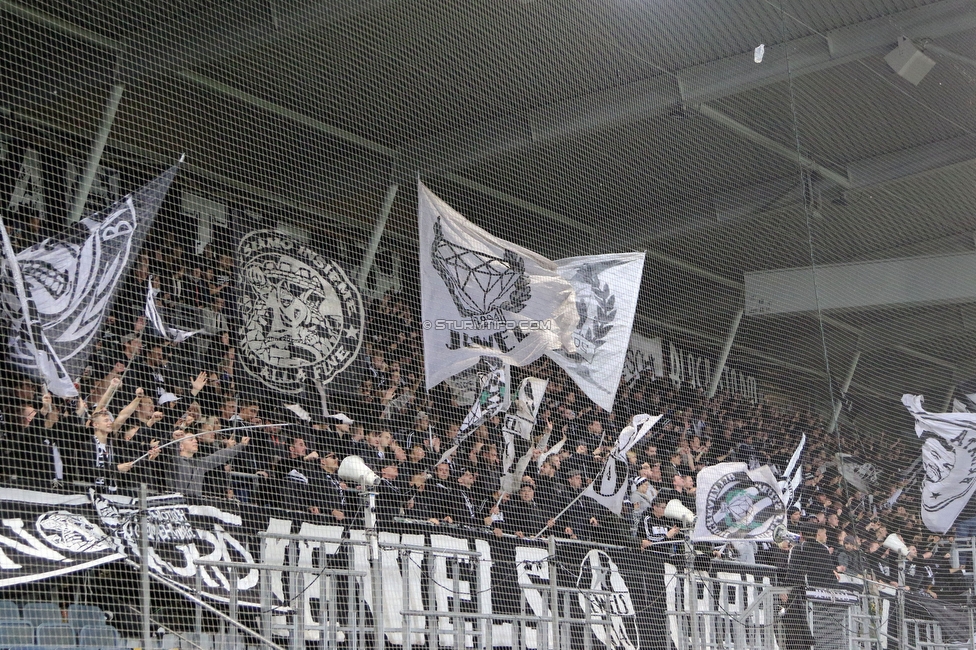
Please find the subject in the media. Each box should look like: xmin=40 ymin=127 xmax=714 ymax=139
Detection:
xmin=828 ymin=351 xmax=861 ymax=434
xmin=941 ymin=372 xmax=958 ymax=413
xmin=706 ymin=309 xmax=743 ymax=399
xmin=357 ymin=183 xmax=399 ymax=291
xmin=70 ymin=82 xmax=125 ymax=223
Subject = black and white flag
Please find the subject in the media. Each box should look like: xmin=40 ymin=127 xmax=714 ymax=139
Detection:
xmin=583 ymin=414 xmax=662 ymax=515
xmin=457 ymin=358 xmax=511 ymax=438
xmin=545 ymin=253 xmax=645 ymax=411
xmin=693 ymin=462 xmax=787 ymax=542
xmin=0 ymin=216 xmax=75 ymax=397
xmin=236 ymin=230 xmax=364 ymax=394
xmin=145 ymin=277 xmax=201 ymax=343
xmin=434 ymin=359 xmax=513 ymax=468
xmin=499 ymin=377 xmax=549 ymax=492
xmin=778 ymin=433 xmax=805 ymax=509
xmin=834 ymin=452 xmax=878 ymax=494
xmin=418 ymin=182 xmax=578 ymax=388
xmin=903 ymin=394 xmax=976 ymax=533
xmin=1 ymin=165 xmax=178 ymax=395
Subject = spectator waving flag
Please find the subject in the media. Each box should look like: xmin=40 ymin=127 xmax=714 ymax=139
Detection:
xmin=545 ymin=252 xmax=646 ymax=411
xmin=457 ymin=358 xmax=511 ymax=439
xmin=0 ymin=216 xmax=76 ymax=397
xmin=778 ymin=433 xmax=805 ymax=509
xmin=583 ymin=414 xmax=663 ymax=515
xmin=500 ymin=377 xmax=549 ymax=479
xmin=418 ymin=181 xmax=578 ymax=388
xmin=145 ymin=277 xmax=202 ymax=343
xmin=902 ymin=394 xmax=976 ymax=533
xmin=0 ymin=163 xmax=179 ymax=396
xmin=433 ymin=359 xmax=513 ymax=467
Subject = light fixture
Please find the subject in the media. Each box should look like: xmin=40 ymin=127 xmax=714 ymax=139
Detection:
xmin=884 ymin=36 xmax=935 ymax=86
xmin=774 ymin=525 xmax=801 ymax=544
xmin=338 ymin=455 xmax=381 ymax=487
xmin=882 ymin=533 xmax=911 ymax=558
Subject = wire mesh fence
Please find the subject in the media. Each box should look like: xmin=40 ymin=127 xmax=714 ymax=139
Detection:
xmin=1 ymin=0 xmax=976 ymax=649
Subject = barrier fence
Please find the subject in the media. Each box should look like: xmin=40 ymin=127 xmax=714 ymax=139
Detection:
xmin=2 ymin=484 xmax=975 ymax=650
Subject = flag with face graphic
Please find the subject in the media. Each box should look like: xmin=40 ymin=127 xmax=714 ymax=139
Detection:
xmin=545 ymin=252 xmax=645 ymax=411
xmin=236 ymin=230 xmax=364 ymax=394
xmin=902 ymin=394 xmax=976 ymax=533
xmin=418 ymin=182 xmax=578 ymax=387
xmin=0 ymin=165 xmax=178 ymax=394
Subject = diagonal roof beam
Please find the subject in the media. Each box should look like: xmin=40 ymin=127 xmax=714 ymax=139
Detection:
xmin=4 ymin=0 xmax=968 ymax=397
xmin=0 ymin=0 xmax=393 ymax=81
xmin=397 ymin=0 xmax=976 ymax=178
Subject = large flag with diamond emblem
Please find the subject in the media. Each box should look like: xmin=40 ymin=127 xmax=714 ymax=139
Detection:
xmin=545 ymin=252 xmax=645 ymax=411
xmin=418 ymin=182 xmax=578 ymax=387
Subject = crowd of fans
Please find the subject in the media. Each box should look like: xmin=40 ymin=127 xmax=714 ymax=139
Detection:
xmin=0 ymin=235 xmax=972 ymax=611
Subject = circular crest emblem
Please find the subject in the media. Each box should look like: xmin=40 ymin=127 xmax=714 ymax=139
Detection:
xmin=237 ymin=230 xmax=364 ymax=393
xmin=704 ymin=471 xmax=784 ymax=539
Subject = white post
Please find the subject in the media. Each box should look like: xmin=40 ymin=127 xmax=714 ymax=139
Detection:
xmin=365 ymin=491 xmax=383 ymax=650
xmin=897 ymin=557 xmax=907 ymax=650
xmin=706 ymin=309 xmax=743 ymax=399
xmin=828 ymin=351 xmax=861 ymax=434
xmin=70 ymin=83 xmax=125 ymax=223
xmin=140 ymin=483 xmax=151 ymax=650
xmin=686 ymin=534 xmax=699 ymax=650
xmin=548 ymin=536 xmax=559 ymax=650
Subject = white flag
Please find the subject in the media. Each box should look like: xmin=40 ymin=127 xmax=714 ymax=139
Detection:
xmin=834 ymin=452 xmax=878 ymax=493
xmin=2 ymin=165 xmax=178 ymax=393
xmin=693 ymin=462 xmax=787 ymax=542
xmin=902 ymin=394 xmax=976 ymax=533
xmin=145 ymin=278 xmax=201 ymax=343
xmin=546 ymin=252 xmax=645 ymax=411
xmin=0 ymin=218 xmax=75 ymax=397
xmin=436 ymin=360 xmax=513 ymax=468
xmin=418 ymin=182 xmax=578 ymax=387
xmin=582 ymin=456 xmax=631 ymax=515
xmin=778 ymin=433 xmax=806 ymax=509
xmin=613 ymin=413 xmax=664 ymax=461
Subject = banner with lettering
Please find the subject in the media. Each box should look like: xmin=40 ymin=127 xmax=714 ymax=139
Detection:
xmin=1 ymin=486 xmax=667 ymax=650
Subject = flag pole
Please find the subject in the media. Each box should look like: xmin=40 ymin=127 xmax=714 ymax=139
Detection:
xmin=530 ymin=485 xmax=589 ymax=539
xmin=530 ymin=443 xmax=619 ymax=539
xmin=128 ymin=422 xmax=295 ymax=466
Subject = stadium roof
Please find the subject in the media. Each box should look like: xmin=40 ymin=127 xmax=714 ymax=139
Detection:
xmin=2 ymin=0 xmax=975 ymax=432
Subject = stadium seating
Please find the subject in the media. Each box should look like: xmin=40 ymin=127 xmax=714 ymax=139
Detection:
xmin=22 ymin=605 xmax=61 ymax=629
xmin=0 ymin=620 xmax=35 ymax=648
xmin=0 ymin=605 xmax=17 ymax=623
xmin=34 ymin=624 xmax=76 ymax=647
xmin=77 ymin=625 xmax=118 ymax=648
xmin=65 ymin=609 xmax=102 ymax=634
